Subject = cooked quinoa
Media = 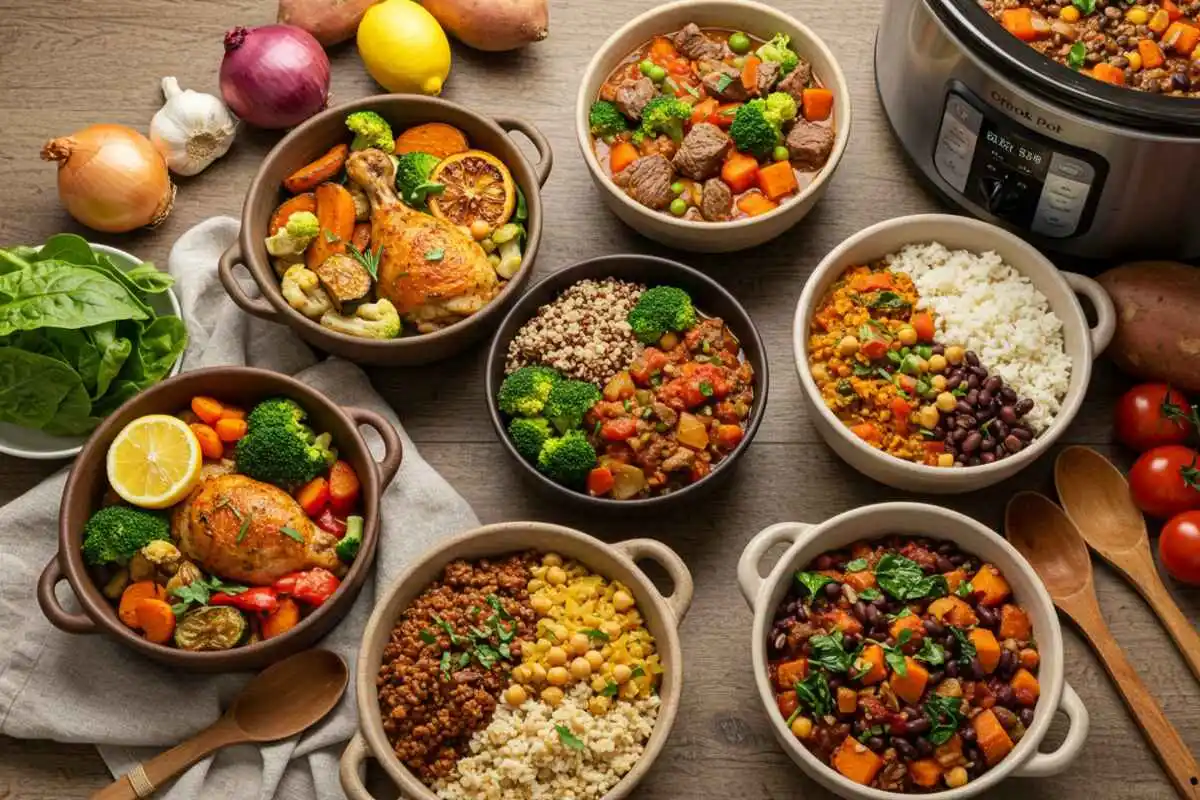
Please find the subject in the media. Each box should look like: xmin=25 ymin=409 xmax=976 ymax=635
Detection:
xmin=505 ymin=279 xmax=645 ymax=385
xmin=434 ymin=682 xmax=660 ymax=800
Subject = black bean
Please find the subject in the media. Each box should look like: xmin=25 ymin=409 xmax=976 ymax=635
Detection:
xmin=814 ymin=554 xmax=833 ymax=570
xmin=968 ymin=657 xmax=985 ymax=680
xmin=854 ymin=719 xmax=869 ymax=735
xmin=1004 ymin=435 xmax=1024 ymax=454
xmin=916 ymin=737 xmax=934 ymax=757
xmin=827 ymin=675 xmax=842 ymax=690
xmin=993 ymin=707 xmax=1019 ymax=729
xmin=968 ymin=456 xmax=981 ymax=467
xmin=931 ymin=427 xmax=946 ymax=441
xmin=946 ymin=660 xmax=959 ymax=678
xmin=1015 ymin=398 xmax=1034 ymax=416
xmin=865 ymin=604 xmax=881 ymax=624
xmin=1012 ymin=427 xmax=1033 ymax=442
xmin=960 ymin=725 xmax=977 ymax=743
xmin=895 ymin=739 xmax=917 ymax=759
xmin=965 ymin=388 xmax=979 ymax=405
xmin=926 ymin=670 xmax=944 ymax=685
xmin=948 ymin=553 xmax=965 ymax=566
xmin=867 ymin=736 xmax=885 ymax=752
xmin=978 ymin=389 xmax=993 ymax=406
xmin=923 ymin=618 xmax=945 ymax=636
xmin=795 ymin=604 xmax=809 ymax=622
xmin=1000 ymin=387 xmax=1017 ymax=404
xmin=852 ymin=601 xmax=868 ymax=622
xmin=977 ymin=406 xmax=995 ymax=423
xmin=932 ymin=344 xmax=945 ymax=356
xmin=946 ymin=374 xmax=963 ymax=390
xmin=984 ymin=376 xmax=1003 ymax=393
xmin=957 ymin=415 xmax=976 ymax=430
xmin=966 ymin=351 xmax=980 ymax=367
xmin=997 ymin=650 xmax=1017 ymax=680
xmin=980 ymin=435 xmax=996 ymax=452
xmin=935 ymin=555 xmax=955 ymax=573
xmin=843 ymin=632 xmax=861 ymax=650
xmin=906 ymin=717 xmax=931 ymax=735
xmin=956 ymin=400 xmax=973 ymax=415
xmin=937 ymin=541 xmax=954 ymax=554
xmin=830 ymin=557 xmax=846 ymax=571
xmin=951 ymin=428 xmax=968 ymax=444
xmin=785 ymin=599 xmax=799 ymax=614
xmin=967 ymin=374 xmax=980 ymax=390
xmin=996 ymin=685 xmax=1016 ymax=708
xmin=980 ymin=452 xmax=996 ymax=465
xmin=1019 ymin=708 xmax=1035 ymax=727
xmin=962 ymin=432 xmax=983 ymax=453
xmin=824 ymin=582 xmax=842 ymax=598
xmin=999 ymin=405 xmax=1018 ymax=425
xmin=972 ymin=365 xmax=988 ymax=379
xmin=977 ymin=605 xmax=997 ymax=628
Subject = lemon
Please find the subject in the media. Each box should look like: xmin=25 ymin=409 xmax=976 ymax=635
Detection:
xmin=357 ymin=0 xmax=452 ymax=96
xmin=106 ymin=414 xmax=202 ymax=509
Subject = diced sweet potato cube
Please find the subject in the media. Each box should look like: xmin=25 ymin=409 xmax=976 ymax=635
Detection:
xmin=909 ymin=758 xmax=943 ymax=787
xmin=972 ymin=709 xmax=1015 ymax=765
xmin=890 ymin=612 xmax=924 ymax=643
xmin=998 ymin=603 xmax=1032 ymax=640
xmin=832 ymin=736 xmax=885 ymax=786
xmin=844 ymin=569 xmax=877 ymax=592
xmin=856 ymin=644 xmax=887 ymax=685
xmin=1010 ymin=668 xmax=1040 ymax=706
xmin=928 ymin=596 xmax=978 ymax=627
xmin=943 ymin=569 xmax=968 ymax=592
xmin=837 ymin=686 xmax=858 ymax=714
xmin=971 ymin=563 xmax=1012 ymax=606
xmin=891 ymin=657 xmax=930 ymax=705
xmin=775 ymin=658 xmax=808 ymax=690
xmin=969 ymin=628 xmax=1001 ymax=674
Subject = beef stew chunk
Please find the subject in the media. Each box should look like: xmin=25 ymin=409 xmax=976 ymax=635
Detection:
xmin=615 ymin=77 xmax=657 ymax=120
xmin=674 ymin=22 xmax=727 ymax=61
xmin=674 ymin=123 xmax=732 ymax=180
xmin=786 ymin=122 xmax=835 ymax=171
xmin=701 ymin=178 xmax=732 ymax=221
xmin=614 ymin=155 xmax=675 ymax=209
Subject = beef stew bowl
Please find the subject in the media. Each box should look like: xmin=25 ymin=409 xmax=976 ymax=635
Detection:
xmin=37 ymin=366 xmax=403 ymax=672
xmin=576 ymin=0 xmax=851 ymax=253
xmin=792 ymin=214 xmax=1115 ymax=494
xmin=219 ymin=95 xmax=551 ymax=366
xmin=339 ymin=521 xmax=693 ymax=800
xmin=485 ymin=254 xmax=768 ymax=510
xmin=737 ymin=502 xmax=1089 ymax=799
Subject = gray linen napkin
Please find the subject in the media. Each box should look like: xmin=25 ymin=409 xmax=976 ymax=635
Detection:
xmin=0 ymin=217 xmax=480 ymax=799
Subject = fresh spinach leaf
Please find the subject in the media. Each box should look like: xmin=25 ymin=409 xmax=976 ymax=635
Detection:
xmin=950 ymin=626 xmax=977 ymax=666
xmin=0 ymin=348 xmax=78 ymax=428
xmin=87 ymin=322 xmax=133 ymax=400
xmin=0 ymin=249 xmax=33 ymax=276
xmin=845 ymin=558 xmax=869 ymax=573
xmin=120 ymin=316 xmax=187 ymax=386
xmin=915 ymin=638 xmax=946 ymax=666
xmin=794 ymin=672 xmax=833 ymax=718
xmin=0 ymin=262 xmax=149 ymax=336
xmin=121 ymin=262 xmax=175 ymax=294
xmin=808 ymin=631 xmax=855 ymax=673
xmin=795 ymin=571 xmax=835 ymax=598
xmin=874 ymin=553 xmax=949 ymax=601
xmin=857 ymin=587 xmax=882 ymax=602
xmin=32 ymin=234 xmax=96 ymax=266
xmin=924 ymin=694 xmax=964 ymax=745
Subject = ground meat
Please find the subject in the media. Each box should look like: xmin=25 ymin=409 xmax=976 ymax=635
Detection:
xmin=673 ymin=22 xmax=726 ymax=61
xmin=614 ymin=77 xmax=655 ymax=120
xmin=700 ymin=61 xmax=749 ymax=101
xmin=756 ymin=60 xmax=782 ymax=96
xmin=376 ymin=554 xmax=537 ymax=783
xmin=672 ymin=122 xmax=731 ymax=180
xmin=700 ymin=178 xmax=732 ymax=221
xmin=777 ymin=61 xmax=812 ymax=103
xmin=786 ymin=121 xmax=835 ymax=171
xmin=615 ymin=154 xmax=675 ymax=210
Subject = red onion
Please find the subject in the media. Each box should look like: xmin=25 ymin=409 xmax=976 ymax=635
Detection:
xmin=219 ymin=25 xmax=330 ymax=130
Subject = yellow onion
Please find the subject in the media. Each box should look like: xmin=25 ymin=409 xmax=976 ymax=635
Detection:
xmin=40 ymin=124 xmax=175 ymax=233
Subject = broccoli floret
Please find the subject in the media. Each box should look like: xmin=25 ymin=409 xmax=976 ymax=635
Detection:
xmin=729 ymin=100 xmax=780 ymax=158
xmin=627 ymin=286 xmax=697 ymax=344
xmin=537 ymin=430 xmax=598 ymax=486
xmin=589 ymin=100 xmax=630 ymax=137
xmin=394 ymin=152 xmax=444 ymax=208
xmin=765 ymin=92 xmax=798 ymax=127
xmin=346 ymin=111 xmax=395 ymax=153
xmin=320 ymin=299 xmax=401 ymax=340
xmin=81 ymin=506 xmax=170 ymax=566
xmin=281 ymin=264 xmax=333 ymax=319
xmin=509 ymin=417 xmax=552 ymax=462
xmin=756 ymin=32 xmax=800 ymax=75
xmin=637 ymin=95 xmax=691 ymax=144
xmin=264 ymin=211 xmax=320 ymax=258
xmin=544 ymin=379 xmax=602 ymax=435
xmin=237 ymin=398 xmax=337 ymax=488
xmin=337 ymin=515 xmax=363 ymax=562
xmin=498 ymin=366 xmax=560 ymax=417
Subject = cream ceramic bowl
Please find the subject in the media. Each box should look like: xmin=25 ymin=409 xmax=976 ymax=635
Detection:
xmin=576 ymin=0 xmax=851 ymax=253
xmin=737 ymin=502 xmax=1089 ymax=800
xmin=339 ymin=522 xmax=693 ymax=800
xmin=792 ymin=214 xmax=1115 ymax=493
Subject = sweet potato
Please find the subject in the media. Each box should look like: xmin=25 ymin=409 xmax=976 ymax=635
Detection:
xmin=283 ymin=144 xmax=349 ymax=194
xmin=928 ymin=596 xmax=978 ymax=627
xmin=775 ymin=658 xmax=808 ymax=690
xmin=422 ymin=0 xmax=549 ymax=52
xmin=1010 ymin=668 xmax=1041 ymax=706
xmin=970 ymin=628 xmax=1001 ymax=674
xmin=890 ymin=612 xmax=924 ymax=643
xmin=971 ymin=563 xmax=1012 ymax=606
xmin=908 ymin=758 xmax=943 ymax=788
xmin=306 ymin=182 xmax=357 ymax=270
xmin=394 ymin=122 xmax=469 ymax=158
xmin=891 ymin=657 xmax=929 ymax=705
xmin=277 ymin=0 xmax=379 ymax=46
xmin=826 ymin=607 xmax=863 ymax=636
xmin=832 ymin=736 xmax=884 ymax=786
xmin=856 ymin=644 xmax=887 ymax=685
xmin=943 ymin=568 xmax=968 ymax=593
xmin=843 ymin=569 xmax=877 ymax=592
xmin=972 ymin=709 xmax=1014 ymax=765
xmin=270 ymin=193 xmax=317 ymax=234
xmin=1098 ymin=262 xmax=1200 ymax=392
xmin=998 ymin=603 xmax=1032 ymax=640
xmin=837 ymin=686 xmax=858 ymax=714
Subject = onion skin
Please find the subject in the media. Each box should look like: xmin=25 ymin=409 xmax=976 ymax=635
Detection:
xmin=219 ymin=25 xmax=330 ymax=129
xmin=422 ymin=0 xmax=548 ymax=52
xmin=40 ymin=125 xmax=174 ymax=233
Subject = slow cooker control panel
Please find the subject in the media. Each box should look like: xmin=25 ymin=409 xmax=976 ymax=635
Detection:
xmin=933 ymin=89 xmax=1107 ymax=239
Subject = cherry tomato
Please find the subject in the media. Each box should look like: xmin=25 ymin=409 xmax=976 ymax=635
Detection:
xmin=1114 ymin=383 xmax=1193 ymax=452
xmin=1129 ymin=445 xmax=1200 ymax=518
xmin=1159 ymin=511 xmax=1200 ymax=585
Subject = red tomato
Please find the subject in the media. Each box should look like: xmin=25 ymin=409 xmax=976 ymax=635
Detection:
xmin=1159 ymin=511 xmax=1200 ymax=585
xmin=1129 ymin=445 xmax=1200 ymax=518
xmin=1114 ymin=383 xmax=1193 ymax=452
xmin=600 ymin=418 xmax=637 ymax=441
xmin=862 ymin=339 xmax=889 ymax=360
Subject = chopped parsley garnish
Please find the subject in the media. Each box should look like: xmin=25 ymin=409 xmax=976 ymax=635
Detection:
xmin=555 ymin=724 xmax=586 ymax=750
xmin=1072 ymin=0 xmax=1097 ymax=14
xmin=169 ymin=575 xmax=247 ymax=616
xmin=236 ymin=515 xmax=253 ymax=544
xmin=631 ymin=665 xmax=646 ymax=679
xmin=915 ymin=637 xmax=946 ymax=666
xmin=580 ymin=628 xmax=610 ymax=643
xmin=699 ymin=381 xmax=714 ymax=397
xmin=956 ymin=580 xmax=975 ymax=598
xmin=950 ymin=626 xmax=977 ymax=666
xmin=419 ymin=629 xmax=437 ymax=645
xmin=601 ymin=681 xmax=620 ymax=697
xmin=845 ymin=558 xmax=869 ymax=573
xmin=870 ymin=291 xmax=911 ymax=311
xmin=794 ymin=672 xmax=833 ymax=718
xmin=440 ymin=650 xmax=452 ymax=679
xmin=347 ymin=243 xmax=384 ymax=280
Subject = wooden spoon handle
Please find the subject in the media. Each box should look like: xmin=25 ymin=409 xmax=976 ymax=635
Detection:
xmin=1077 ymin=618 xmax=1200 ymax=799
xmin=90 ymin=719 xmax=243 ymax=800
xmin=1135 ymin=573 xmax=1200 ymax=684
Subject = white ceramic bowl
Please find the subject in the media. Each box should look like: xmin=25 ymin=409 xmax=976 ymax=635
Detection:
xmin=737 ymin=502 xmax=1089 ymax=800
xmin=0 ymin=243 xmax=183 ymax=460
xmin=792 ymin=214 xmax=1115 ymax=494
xmin=576 ymin=0 xmax=851 ymax=253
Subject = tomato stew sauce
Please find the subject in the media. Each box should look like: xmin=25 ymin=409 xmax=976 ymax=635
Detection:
xmin=768 ymin=537 xmax=1040 ymax=792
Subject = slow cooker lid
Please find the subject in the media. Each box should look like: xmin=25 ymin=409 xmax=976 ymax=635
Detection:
xmin=929 ymin=0 xmax=1200 ymax=135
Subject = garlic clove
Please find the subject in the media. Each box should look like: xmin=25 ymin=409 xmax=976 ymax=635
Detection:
xmin=150 ymin=76 xmax=238 ymax=176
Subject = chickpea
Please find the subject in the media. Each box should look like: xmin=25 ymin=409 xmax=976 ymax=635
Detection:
xmin=505 ymin=684 xmax=527 ymax=706
xmin=932 ymin=374 xmax=947 ymax=391
xmin=918 ymin=405 xmax=940 ymax=429
xmin=527 ymin=578 xmax=544 ymax=592
xmin=546 ymin=566 xmax=567 ymax=586
xmin=529 ymin=663 xmax=548 ymax=684
xmin=913 ymin=357 xmax=929 ymax=374
xmin=592 ymin=675 xmax=609 ymax=693
xmin=612 ymin=590 xmax=635 ymax=611
xmin=928 ymin=354 xmax=947 ymax=373
xmin=588 ymin=696 xmax=611 ymax=715
xmin=570 ymin=657 xmax=593 ymax=679
xmin=600 ymin=621 xmax=622 ymax=639
xmin=1125 ymin=6 xmax=1148 ymax=24
xmin=937 ymin=453 xmax=955 ymax=468
xmin=531 ymin=595 xmax=552 ymax=615
xmin=945 ymin=345 xmax=965 ymax=365
xmin=512 ymin=665 xmax=531 ymax=683
xmin=944 ymin=767 xmax=969 ymax=789
xmin=547 ymin=666 xmax=570 ymax=686
xmin=547 ymin=646 xmax=569 ymax=666
xmin=790 ymin=716 xmax=813 ymax=739
xmin=585 ymin=650 xmax=604 ymax=670
xmin=541 ymin=686 xmax=564 ymax=707
xmin=898 ymin=326 xmax=918 ymax=346
xmin=569 ymin=632 xmax=591 ymax=655
xmin=837 ymin=335 xmax=860 ymax=356
xmin=1059 ymin=5 xmax=1081 ymax=22
xmin=812 ymin=363 xmax=830 ymax=383
xmin=1127 ymin=50 xmax=1143 ymax=71
xmin=542 ymin=552 xmax=563 ymax=568
xmin=936 ymin=391 xmax=957 ymax=412
xmin=613 ymin=663 xmax=633 ymax=684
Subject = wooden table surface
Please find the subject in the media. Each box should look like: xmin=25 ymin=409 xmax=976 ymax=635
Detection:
xmin=1 ymin=0 xmax=1197 ymax=797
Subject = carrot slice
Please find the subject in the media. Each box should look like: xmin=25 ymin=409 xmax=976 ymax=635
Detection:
xmin=119 ymin=582 xmax=166 ymax=628
xmin=283 ymin=144 xmax=349 ymax=194
xmin=190 ymin=396 xmax=224 ymax=425
xmin=757 ymin=161 xmax=799 ymax=201
xmin=214 ymin=417 xmax=248 ymax=443
xmin=306 ymin=182 xmax=357 ymax=271
xmin=722 ymin=152 xmax=761 ymax=194
xmin=802 ymin=88 xmax=835 ymax=122
xmin=262 ymin=596 xmax=301 ymax=640
xmin=609 ymin=141 xmax=639 ymax=176
xmin=134 ymin=598 xmax=177 ymax=644
xmin=269 ymin=193 xmax=317 ymax=235
xmin=742 ymin=55 xmax=761 ymax=92
xmin=190 ymin=423 xmax=224 ymax=460
xmin=736 ymin=192 xmax=777 ymax=217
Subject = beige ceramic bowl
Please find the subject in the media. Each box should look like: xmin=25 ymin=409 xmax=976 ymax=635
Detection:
xmin=738 ymin=502 xmax=1089 ymax=799
xmin=792 ymin=214 xmax=1115 ymax=494
xmin=576 ymin=0 xmax=851 ymax=253
xmin=339 ymin=522 xmax=693 ymax=800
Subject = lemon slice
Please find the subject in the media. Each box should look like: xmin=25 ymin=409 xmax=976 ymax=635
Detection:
xmin=106 ymin=414 xmax=202 ymax=509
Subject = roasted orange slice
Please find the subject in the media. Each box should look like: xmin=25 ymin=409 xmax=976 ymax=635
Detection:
xmin=429 ymin=149 xmax=516 ymax=232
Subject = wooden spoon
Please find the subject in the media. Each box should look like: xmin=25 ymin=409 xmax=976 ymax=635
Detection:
xmin=1005 ymin=492 xmax=1199 ymax=800
xmin=1055 ymin=445 xmax=1200 ymax=683
xmin=92 ymin=649 xmax=347 ymax=800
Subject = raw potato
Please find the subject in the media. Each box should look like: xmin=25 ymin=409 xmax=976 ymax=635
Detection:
xmin=1098 ymin=261 xmax=1200 ymax=392
xmin=421 ymin=0 xmax=548 ymax=52
xmin=278 ymin=0 xmax=381 ymax=47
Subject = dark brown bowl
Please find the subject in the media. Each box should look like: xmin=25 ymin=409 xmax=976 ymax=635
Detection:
xmin=218 ymin=95 xmax=552 ymax=366
xmin=485 ymin=255 xmax=769 ymax=511
xmin=37 ymin=367 xmax=403 ymax=672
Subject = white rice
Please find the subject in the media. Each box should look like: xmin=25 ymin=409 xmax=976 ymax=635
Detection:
xmin=434 ymin=683 xmax=659 ymax=800
xmin=886 ymin=242 xmax=1071 ymax=433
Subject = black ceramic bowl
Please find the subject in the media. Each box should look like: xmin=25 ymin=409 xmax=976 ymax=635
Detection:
xmin=485 ymin=255 xmax=768 ymax=510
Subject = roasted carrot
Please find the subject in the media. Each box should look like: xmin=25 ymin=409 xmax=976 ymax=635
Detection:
xmin=690 ymin=97 xmax=719 ymax=126
xmin=189 ymin=423 xmax=224 ymax=460
xmin=802 ymin=88 xmax=835 ymax=121
xmin=190 ymin=396 xmax=224 ymax=425
xmin=393 ymin=123 xmax=469 ymax=158
xmin=218 ymin=405 xmax=246 ymax=421
xmin=649 ymin=36 xmax=679 ymax=61
xmin=850 ymin=422 xmax=882 ymax=444
xmin=1091 ymin=63 xmax=1127 ymax=85
xmin=1164 ymin=21 xmax=1200 ymax=54
xmin=1000 ymin=8 xmax=1044 ymax=42
xmin=328 ymin=460 xmax=361 ymax=516
xmin=1164 ymin=0 xmax=1184 ymax=20
xmin=757 ymin=161 xmax=799 ymax=201
xmin=722 ymin=152 xmax=761 ymax=193
xmin=736 ymin=192 xmax=778 ymax=217
xmin=214 ymin=417 xmax=248 ymax=443
xmin=586 ymin=467 xmax=614 ymax=497
xmin=1019 ymin=648 xmax=1040 ymax=670
xmin=609 ymin=141 xmax=639 ymax=176
xmin=283 ymin=144 xmax=349 ymax=194
xmin=742 ymin=55 xmax=762 ymax=92
xmin=832 ymin=736 xmax=884 ymax=786
xmin=351 ymin=222 xmax=372 ymax=252
xmin=295 ymin=477 xmax=330 ymax=517
xmin=306 ymin=182 xmax=357 ymax=271
xmin=269 ymin=193 xmax=317 ymax=234
xmin=262 ymin=596 xmax=301 ymax=640
xmin=134 ymin=598 xmax=176 ymax=644
xmin=119 ymin=582 xmax=166 ymax=628
xmin=1138 ymin=38 xmax=1166 ymax=69
xmin=713 ymin=103 xmax=742 ymax=128
xmin=851 ymin=272 xmax=893 ymax=291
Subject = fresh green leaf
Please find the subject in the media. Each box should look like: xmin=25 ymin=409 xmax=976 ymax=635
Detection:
xmin=0 ymin=262 xmax=149 ymax=337
xmin=118 ymin=316 xmax=187 ymax=387
xmin=33 ymin=234 xmax=96 ymax=266
xmin=869 ymin=291 xmax=911 ymax=311
xmin=956 ymin=580 xmax=974 ymax=598
xmin=808 ymin=631 xmax=856 ymax=673
xmin=433 ymin=615 xmax=463 ymax=646
xmin=425 ymin=248 xmax=445 ymax=262
xmin=631 ymin=665 xmax=646 ymax=679
xmin=0 ymin=248 xmax=33 ymax=275
xmin=515 ymin=186 xmax=529 ymax=223
xmin=699 ymin=381 xmax=714 ymax=397
xmin=845 ymin=558 xmax=869 ymax=573
xmin=440 ymin=650 xmax=452 ymax=679
xmin=580 ymin=628 xmax=610 ymax=643
xmin=86 ymin=322 xmax=132 ymax=400
xmin=1072 ymin=0 xmax=1097 ymax=13
xmin=280 ymin=526 xmax=305 ymax=543
xmin=875 ymin=553 xmax=949 ymax=601
xmin=950 ymin=626 xmax=977 ymax=666
xmin=555 ymin=724 xmax=586 ymax=750
xmin=915 ymin=638 xmax=946 ymax=666
xmin=924 ymin=694 xmax=964 ymax=745
xmin=168 ymin=574 xmax=248 ymax=610
xmin=880 ymin=630 xmax=912 ymax=676
xmin=794 ymin=672 xmax=833 ymax=717
xmin=601 ymin=681 xmax=620 ymax=697
xmin=486 ymin=594 xmax=513 ymax=621
xmin=347 ymin=243 xmax=384 ymax=281
xmin=795 ymin=571 xmax=835 ymax=598
xmin=419 ymin=629 xmax=437 ymax=645
xmin=857 ymin=588 xmax=882 ymax=602
xmin=0 ymin=348 xmax=83 ymax=429
xmin=121 ymin=263 xmax=175 ymax=294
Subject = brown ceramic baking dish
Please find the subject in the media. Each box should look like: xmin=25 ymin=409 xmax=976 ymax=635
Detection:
xmin=36 ymin=366 xmax=403 ymax=672
xmin=339 ymin=521 xmax=693 ymax=800
xmin=218 ymin=95 xmax=552 ymax=366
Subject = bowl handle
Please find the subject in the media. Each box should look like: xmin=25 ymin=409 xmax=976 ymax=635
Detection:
xmin=494 ymin=116 xmax=553 ymax=187
xmin=345 ymin=407 xmax=404 ymax=490
xmin=737 ymin=522 xmax=812 ymax=609
xmin=613 ymin=539 xmax=694 ymax=625
xmin=1062 ymin=272 xmax=1115 ymax=357
xmin=1013 ymin=682 xmax=1090 ymax=778
xmin=37 ymin=555 xmax=98 ymax=634
xmin=217 ymin=241 xmax=283 ymax=323
xmin=339 ymin=733 xmax=380 ymax=800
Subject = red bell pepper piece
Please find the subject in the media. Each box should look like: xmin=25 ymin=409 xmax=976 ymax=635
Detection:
xmin=210 ymin=587 xmax=279 ymax=615
xmin=273 ymin=568 xmax=341 ymax=607
xmin=328 ymin=460 xmax=361 ymax=516
xmin=315 ymin=507 xmax=347 ymax=537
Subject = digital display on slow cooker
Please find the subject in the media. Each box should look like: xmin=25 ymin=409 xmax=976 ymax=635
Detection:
xmin=983 ymin=129 xmax=1046 ymax=170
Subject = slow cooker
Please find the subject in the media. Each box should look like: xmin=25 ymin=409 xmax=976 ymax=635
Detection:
xmin=876 ymin=0 xmax=1200 ymax=260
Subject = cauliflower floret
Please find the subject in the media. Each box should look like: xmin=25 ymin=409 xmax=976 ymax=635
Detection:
xmin=320 ymin=298 xmax=401 ymax=340
xmin=281 ymin=264 xmax=333 ymax=319
xmin=265 ymin=211 xmax=320 ymax=258
xmin=490 ymin=223 xmax=525 ymax=279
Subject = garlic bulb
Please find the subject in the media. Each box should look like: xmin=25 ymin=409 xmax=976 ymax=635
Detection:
xmin=149 ymin=77 xmax=238 ymax=176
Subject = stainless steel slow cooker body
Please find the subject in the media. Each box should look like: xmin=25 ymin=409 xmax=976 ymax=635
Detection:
xmin=877 ymin=0 xmax=1200 ymax=260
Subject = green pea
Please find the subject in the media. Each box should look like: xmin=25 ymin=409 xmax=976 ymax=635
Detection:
xmin=669 ymin=197 xmax=689 ymax=216
xmin=639 ymin=59 xmax=655 ymax=76
xmin=648 ymin=64 xmax=668 ymax=82
xmin=728 ymin=31 xmax=752 ymax=54
xmin=671 ymin=181 xmax=685 ymax=195
xmin=773 ymin=145 xmax=790 ymax=162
